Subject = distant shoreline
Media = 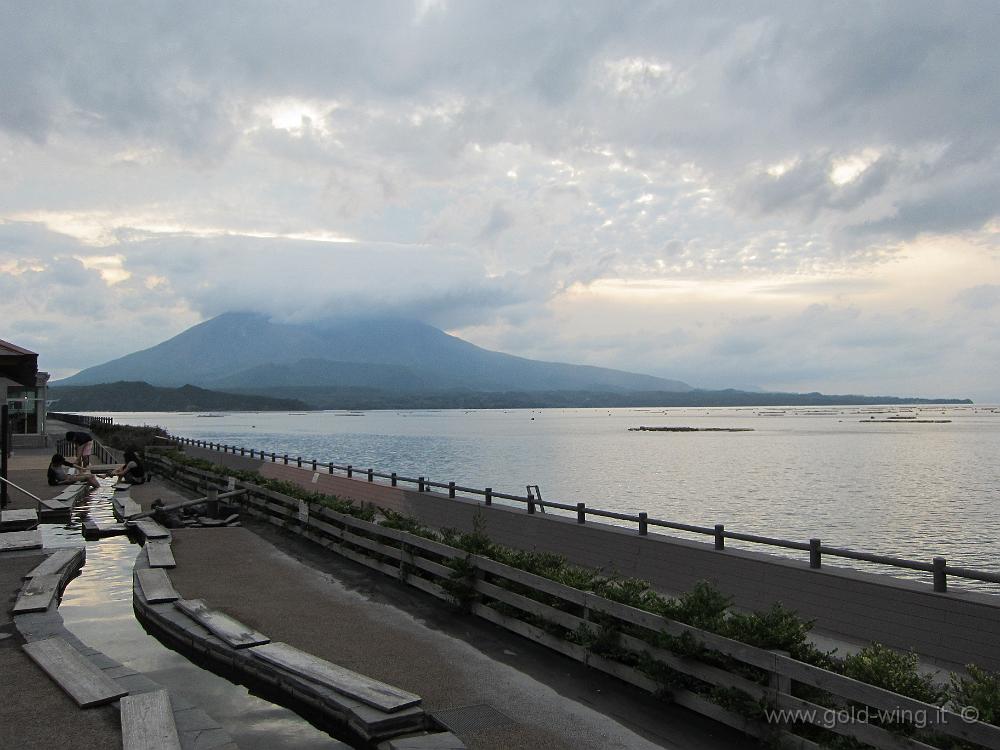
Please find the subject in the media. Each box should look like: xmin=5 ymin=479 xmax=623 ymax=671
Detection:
xmin=47 ymin=380 xmax=975 ymax=412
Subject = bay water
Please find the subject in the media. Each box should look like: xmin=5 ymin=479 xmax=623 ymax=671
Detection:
xmin=105 ymin=405 xmax=1000 ymax=588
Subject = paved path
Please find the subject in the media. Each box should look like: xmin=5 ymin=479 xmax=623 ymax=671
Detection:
xmin=167 ymin=522 xmax=746 ymax=749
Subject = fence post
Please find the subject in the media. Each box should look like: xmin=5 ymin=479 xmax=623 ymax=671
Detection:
xmin=283 ymin=454 xmax=288 ymax=465
xmin=638 ymin=512 xmax=648 ymax=535
xmin=240 ymin=447 xmax=245 ymax=456
xmin=347 ymin=465 xmax=353 ymax=478
xmin=250 ymin=448 xmax=255 ymax=458
xmin=271 ymin=452 xmax=276 ymax=462
xmin=311 ymin=459 xmax=317 ymax=471
xmin=768 ymin=650 xmax=792 ymax=709
xmin=809 ymin=539 xmax=822 ymax=569
xmin=328 ymin=463 xmax=334 ymax=474
xmin=933 ymin=557 xmax=947 ymax=592
xmin=714 ymin=524 xmax=725 ymax=550
xmin=368 ymin=468 xmax=373 ymax=482
xmin=484 ymin=487 xmax=492 ymax=505
xmin=527 ymin=496 xmax=535 ymax=514
xmin=391 ymin=472 xmax=397 ymax=487
xmin=577 ymin=503 xmax=585 ymax=523
xmin=418 ymin=476 xmax=425 ymax=492
xmin=296 ymin=457 xmax=302 ymax=468
xmin=449 ymin=481 xmax=455 ymax=498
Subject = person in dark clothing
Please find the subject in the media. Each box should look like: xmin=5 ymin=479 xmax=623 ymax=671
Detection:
xmin=47 ymin=453 xmax=100 ymax=489
xmin=112 ymin=448 xmax=146 ymax=484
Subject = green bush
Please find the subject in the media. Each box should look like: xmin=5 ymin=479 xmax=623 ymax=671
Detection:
xmin=92 ymin=422 xmax=169 ymax=452
xmin=660 ymin=580 xmax=733 ymax=631
xmin=842 ymin=643 xmax=946 ymax=706
xmin=949 ymin=665 xmax=1000 ymax=726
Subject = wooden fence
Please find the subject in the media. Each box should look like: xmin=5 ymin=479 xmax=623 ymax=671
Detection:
xmin=146 ymin=450 xmax=1000 ymax=750
xmin=162 ymin=435 xmax=1000 ymax=593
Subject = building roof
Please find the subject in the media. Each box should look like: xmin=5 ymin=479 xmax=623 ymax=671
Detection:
xmin=0 ymin=339 xmax=39 ymax=387
xmin=0 ymin=339 xmax=37 ymax=357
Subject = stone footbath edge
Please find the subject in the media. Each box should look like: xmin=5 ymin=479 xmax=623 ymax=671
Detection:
xmin=7 ymin=540 xmax=236 ymax=750
xmin=128 ymin=512 xmax=465 ymax=748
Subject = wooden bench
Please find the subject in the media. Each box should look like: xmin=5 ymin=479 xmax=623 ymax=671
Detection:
xmin=382 ymin=733 xmax=467 ymax=749
xmin=250 ymin=642 xmax=421 ymax=713
xmin=133 ymin=519 xmax=170 ymax=540
xmin=0 ymin=529 xmax=43 ymax=552
xmin=24 ymin=548 xmax=83 ymax=579
xmin=14 ymin=573 xmax=63 ymax=613
xmin=146 ymin=541 xmax=176 ymax=568
xmin=137 ymin=568 xmax=180 ymax=603
xmin=120 ymin=690 xmax=181 ymax=750
xmin=174 ymin=599 xmax=269 ymax=648
xmin=82 ymin=519 xmax=128 ymax=539
xmin=0 ymin=508 xmax=39 ymax=531
xmin=22 ymin=637 xmax=128 ymax=707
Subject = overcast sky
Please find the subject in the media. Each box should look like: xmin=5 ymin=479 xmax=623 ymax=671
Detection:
xmin=2 ymin=1 xmax=999 ymax=400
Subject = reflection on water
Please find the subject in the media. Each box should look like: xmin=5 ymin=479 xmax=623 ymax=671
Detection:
xmin=50 ymin=483 xmax=345 ymax=749
xmin=105 ymin=405 xmax=1000 ymax=591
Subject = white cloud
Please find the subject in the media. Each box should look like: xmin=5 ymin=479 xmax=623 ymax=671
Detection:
xmin=1 ymin=2 xmax=999 ymax=398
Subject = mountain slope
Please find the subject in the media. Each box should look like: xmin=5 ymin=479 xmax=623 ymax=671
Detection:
xmin=48 ymin=381 xmax=309 ymax=411
xmin=57 ymin=312 xmax=693 ymax=393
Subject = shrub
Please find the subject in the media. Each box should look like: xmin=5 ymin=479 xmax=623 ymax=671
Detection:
xmin=722 ymin=603 xmax=813 ymax=652
xmin=949 ymin=664 xmax=1000 ymax=727
xmin=660 ymin=580 xmax=732 ymax=631
xmin=842 ymin=643 xmax=945 ymax=706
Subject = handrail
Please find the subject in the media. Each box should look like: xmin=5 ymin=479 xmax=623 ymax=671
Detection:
xmin=160 ymin=434 xmax=998 ymax=592
xmin=0 ymin=475 xmax=43 ymax=503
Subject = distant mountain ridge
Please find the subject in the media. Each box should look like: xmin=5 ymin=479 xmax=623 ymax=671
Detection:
xmin=48 ymin=381 xmax=308 ymax=412
xmin=57 ymin=312 xmax=694 ymax=393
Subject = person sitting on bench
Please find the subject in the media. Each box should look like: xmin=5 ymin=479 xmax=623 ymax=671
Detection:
xmin=112 ymin=449 xmax=146 ymax=485
xmin=47 ymin=454 xmax=100 ymax=489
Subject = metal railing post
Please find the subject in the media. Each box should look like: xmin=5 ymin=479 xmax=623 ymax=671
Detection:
xmin=347 ymin=465 xmax=353 ymax=478
xmin=638 ymin=512 xmax=648 ymax=535
xmin=449 ymin=481 xmax=455 ymax=498
xmin=577 ymin=503 xmax=585 ymax=523
xmin=810 ymin=539 xmax=822 ymax=568
xmin=714 ymin=524 xmax=725 ymax=550
xmin=933 ymin=557 xmax=947 ymax=592
xmin=368 ymin=468 xmax=373 ymax=482
xmin=484 ymin=487 xmax=492 ymax=505
xmin=391 ymin=472 xmax=397 ymax=487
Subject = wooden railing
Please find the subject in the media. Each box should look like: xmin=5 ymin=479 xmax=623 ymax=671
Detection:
xmin=146 ymin=451 xmax=1000 ymax=750
xmin=166 ymin=435 xmax=1000 ymax=593
xmin=48 ymin=412 xmax=114 ymax=428
xmin=55 ymin=437 xmax=122 ymax=465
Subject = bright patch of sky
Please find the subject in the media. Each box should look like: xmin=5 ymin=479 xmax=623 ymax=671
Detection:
xmin=1 ymin=1 xmax=999 ymax=400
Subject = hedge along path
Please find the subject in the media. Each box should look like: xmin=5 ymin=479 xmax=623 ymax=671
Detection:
xmin=145 ymin=452 xmax=1000 ymax=750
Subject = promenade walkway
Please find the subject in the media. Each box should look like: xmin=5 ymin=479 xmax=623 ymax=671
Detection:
xmin=2 ymin=432 xmax=746 ymax=748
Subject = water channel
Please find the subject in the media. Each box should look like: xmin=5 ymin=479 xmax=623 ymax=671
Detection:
xmin=39 ymin=481 xmax=345 ymax=748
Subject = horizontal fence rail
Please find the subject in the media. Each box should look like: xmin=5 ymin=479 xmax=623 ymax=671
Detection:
xmin=163 ymin=434 xmax=1000 ymax=593
xmin=145 ymin=452 xmax=1000 ymax=750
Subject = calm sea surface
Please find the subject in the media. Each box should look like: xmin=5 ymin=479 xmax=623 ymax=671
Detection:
xmin=103 ymin=405 xmax=1000 ymax=588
